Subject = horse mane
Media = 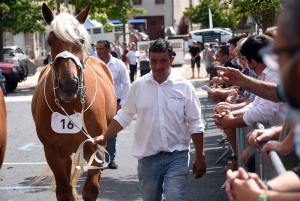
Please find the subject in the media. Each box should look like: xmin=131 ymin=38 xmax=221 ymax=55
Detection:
xmin=46 ymin=7 xmax=91 ymax=52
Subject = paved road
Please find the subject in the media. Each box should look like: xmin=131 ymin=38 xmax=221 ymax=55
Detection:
xmin=0 ymin=57 xmax=230 ymax=201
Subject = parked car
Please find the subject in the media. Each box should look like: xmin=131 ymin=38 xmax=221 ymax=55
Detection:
xmin=188 ymin=28 xmax=232 ymax=50
xmin=0 ymin=62 xmax=27 ymax=91
xmin=3 ymin=46 xmax=27 ymax=63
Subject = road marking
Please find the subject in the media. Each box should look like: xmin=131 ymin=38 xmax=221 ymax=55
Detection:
xmin=3 ymin=162 xmax=47 ymax=165
xmin=19 ymin=143 xmax=43 ymax=150
xmin=5 ymin=95 xmax=33 ymax=102
xmin=0 ymin=185 xmax=79 ymax=190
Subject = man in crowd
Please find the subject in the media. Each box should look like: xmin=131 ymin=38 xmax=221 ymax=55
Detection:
xmin=88 ymin=43 xmax=98 ymax=58
xmin=93 ymin=39 xmax=206 ymax=200
xmin=189 ymin=40 xmax=201 ymax=79
xmin=96 ymin=40 xmax=130 ymax=169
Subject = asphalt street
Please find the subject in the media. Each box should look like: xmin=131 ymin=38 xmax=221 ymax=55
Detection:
xmin=0 ymin=55 xmax=230 ymax=201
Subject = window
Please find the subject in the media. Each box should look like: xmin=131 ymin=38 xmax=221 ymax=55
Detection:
xmin=86 ymin=29 xmax=91 ymax=34
xmin=114 ymin=26 xmax=123 ymax=32
xmin=104 ymin=28 xmax=112 ymax=33
xmin=133 ymin=0 xmax=142 ymax=4
xmin=155 ymin=0 xmax=164 ymax=4
xmin=194 ymin=32 xmax=202 ymax=36
xmin=93 ymin=28 xmax=102 ymax=34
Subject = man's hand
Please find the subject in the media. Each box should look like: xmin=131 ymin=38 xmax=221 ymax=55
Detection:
xmin=193 ymin=155 xmax=206 ymax=179
xmin=214 ymin=66 xmax=245 ymax=86
xmin=246 ymin=129 xmax=274 ymax=149
xmin=262 ymin=140 xmax=285 ymax=160
xmin=207 ymin=89 xmax=227 ymax=102
xmin=217 ymin=110 xmax=235 ymax=129
xmin=92 ymin=134 xmax=107 ymax=151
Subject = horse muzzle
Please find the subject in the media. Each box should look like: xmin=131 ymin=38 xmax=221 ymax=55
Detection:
xmin=58 ymin=78 xmax=79 ymax=102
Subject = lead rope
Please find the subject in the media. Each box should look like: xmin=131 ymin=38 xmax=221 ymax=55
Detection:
xmin=43 ymin=60 xmax=110 ymax=171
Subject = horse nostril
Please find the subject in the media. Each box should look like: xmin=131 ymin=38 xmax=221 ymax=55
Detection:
xmin=58 ymin=78 xmax=79 ymax=95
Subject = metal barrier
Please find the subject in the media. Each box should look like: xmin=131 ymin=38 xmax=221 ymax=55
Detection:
xmin=236 ymin=122 xmax=286 ymax=180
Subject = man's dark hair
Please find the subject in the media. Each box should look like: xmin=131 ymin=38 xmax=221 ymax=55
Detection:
xmin=218 ymin=45 xmax=229 ymax=57
xmin=149 ymin=39 xmax=173 ymax=58
xmin=240 ymin=34 xmax=273 ymax=63
xmin=122 ymin=42 xmax=127 ymax=46
xmin=96 ymin=40 xmax=110 ymax=49
xmin=228 ymin=35 xmax=247 ymax=47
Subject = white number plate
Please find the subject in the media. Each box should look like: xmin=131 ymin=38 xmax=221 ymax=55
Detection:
xmin=51 ymin=112 xmax=82 ymax=134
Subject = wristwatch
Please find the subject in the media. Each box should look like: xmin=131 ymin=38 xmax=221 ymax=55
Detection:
xmin=258 ymin=191 xmax=268 ymax=201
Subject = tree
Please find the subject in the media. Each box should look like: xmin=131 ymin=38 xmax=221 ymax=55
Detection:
xmin=0 ymin=0 xmax=45 ymax=61
xmin=233 ymin=0 xmax=282 ymax=33
xmin=183 ymin=0 xmax=231 ymax=30
xmin=67 ymin=0 xmax=146 ymax=42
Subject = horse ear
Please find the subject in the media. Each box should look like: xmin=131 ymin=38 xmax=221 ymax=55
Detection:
xmin=42 ymin=3 xmax=54 ymax=25
xmin=76 ymin=2 xmax=92 ymax=24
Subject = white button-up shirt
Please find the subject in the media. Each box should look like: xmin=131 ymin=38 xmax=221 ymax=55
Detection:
xmin=243 ymin=67 xmax=287 ymax=127
xmin=107 ymin=56 xmax=130 ymax=105
xmin=113 ymin=70 xmax=205 ymax=158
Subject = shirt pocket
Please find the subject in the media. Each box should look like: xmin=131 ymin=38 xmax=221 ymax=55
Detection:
xmin=168 ymin=98 xmax=185 ymax=121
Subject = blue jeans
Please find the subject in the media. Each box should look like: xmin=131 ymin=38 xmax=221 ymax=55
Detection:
xmin=105 ymin=134 xmax=117 ymax=163
xmin=0 ymin=82 xmax=6 ymax=95
xmin=137 ymin=150 xmax=189 ymax=201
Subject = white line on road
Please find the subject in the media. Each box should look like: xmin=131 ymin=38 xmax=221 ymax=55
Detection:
xmin=5 ymin=95 xmax=33 ymax=102
xmin=3 ymin=162 xmax=47 ymax=165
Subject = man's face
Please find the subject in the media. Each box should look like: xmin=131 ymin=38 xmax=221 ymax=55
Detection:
xmin=229 ymin=44 xmax=235 ymax=60
xmin=150 ymin=51 xmax=174 ymax=83
xmin=215 ymin=49 xmax=227 ymax=64
xmin=193 ymin=42 xmax=197 ymax=47
xmin=96 ymin=43 xmax=110 ymax=61
xmin=276 ymin=16 xmax=300 ymax=108
xmin=92 ymin=45 xmax=96 ymax=50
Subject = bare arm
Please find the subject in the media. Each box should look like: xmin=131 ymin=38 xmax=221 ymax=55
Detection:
xmin=215 ymin=66 xmax=280 ymax=102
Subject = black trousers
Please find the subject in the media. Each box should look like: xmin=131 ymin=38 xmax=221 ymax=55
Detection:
xmin=129 ymin=63 xmax=137 ymax=83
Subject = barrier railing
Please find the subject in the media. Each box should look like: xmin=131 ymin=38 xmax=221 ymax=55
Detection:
xmin=236 ymin=122 xmax=286 ymax=180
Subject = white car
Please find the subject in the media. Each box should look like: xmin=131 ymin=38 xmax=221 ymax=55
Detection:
xmin=3 ymin=46 xmax=27 ymax=63
xmin=188 ymin=28 xmax=232 ymax=49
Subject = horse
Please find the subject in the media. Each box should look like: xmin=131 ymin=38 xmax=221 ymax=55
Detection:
xmin=0 ymin=91 xmax=7 ymax=169
xmin=31 ymin=3 xmax=116 ymax=201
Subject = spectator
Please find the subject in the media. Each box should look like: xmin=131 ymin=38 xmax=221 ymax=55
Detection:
xmin=93 ymin=38 xmax=206 ymax=201
xmin=203 ymin=43 xmax=216 ymax=80
xmin=111 ymin=42 xmax=122 ymax=59
xmin=96 ymin=40 xmax=130 ymax=169
xmin=0 ymin=69 xmax=6 ymax=96
xmin=126 ymin=44 xmax=140 ymax=83
xmin=88 ymin=43 xmax=98 ymax=58
xmin=121 ymin=42 xmax=129 ymax=65
xmin=189 ymin=40 xmax=201 ymax=79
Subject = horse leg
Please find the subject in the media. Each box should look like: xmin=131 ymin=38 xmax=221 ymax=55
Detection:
xmin=82 ymin=168 xmax=101 ymax=201
xmin=82 ymin=150 xmax=102 ymax=201
xmin=44 ymin=146 xmax=77 ymax=201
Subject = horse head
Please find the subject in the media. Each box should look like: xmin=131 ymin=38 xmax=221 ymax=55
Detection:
xmin=42 ymin=3 xmax=91 ymax=102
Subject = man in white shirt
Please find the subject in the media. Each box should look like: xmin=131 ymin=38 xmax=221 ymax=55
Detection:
xmin=96 ymin=40 xmax=130 ymax=169
xmin=94 ymin=39 xmax=206 ymax=200
xmin=111 ymin=42 xmax=122 ymax=59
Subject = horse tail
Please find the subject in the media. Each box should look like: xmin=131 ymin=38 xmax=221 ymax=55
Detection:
xmin=30 ymin=165 xmax=56 ymax=193
xmin=30 ymin=154 xmax=82 ymax=193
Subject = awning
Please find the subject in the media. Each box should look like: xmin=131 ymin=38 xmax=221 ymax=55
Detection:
xmin=108 ymin=19 xmax=146 ymax=24
xmin=83 ymin=18 xmax=103 ymax=28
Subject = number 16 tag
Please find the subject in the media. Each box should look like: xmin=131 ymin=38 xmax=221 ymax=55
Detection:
xmin=51 ymin=112 xmax=82 ymax=134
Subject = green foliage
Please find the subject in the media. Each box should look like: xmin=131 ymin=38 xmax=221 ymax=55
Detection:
xmin=0 ymin=0 xmax=45 ymax=34
xmin=233 ymin=0 xmax=282 ymax=32
xmin=184 ymin=0 xmax=239 ymax=30
xmin=67 ymin=0 xmax=146 ymax=31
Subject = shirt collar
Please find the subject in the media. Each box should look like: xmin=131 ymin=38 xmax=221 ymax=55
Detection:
xmin=144 ymin=67 xmax=175 ymax=84
xmin=107 ymin=55 xmax=116 ymax=65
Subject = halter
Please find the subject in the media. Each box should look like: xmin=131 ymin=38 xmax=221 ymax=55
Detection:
xmin=50 ymin=50 xmax=88 ymax=104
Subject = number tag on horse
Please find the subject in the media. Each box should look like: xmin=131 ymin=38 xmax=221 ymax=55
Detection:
xmin=51 ymin=112 xmax=82 ymax=134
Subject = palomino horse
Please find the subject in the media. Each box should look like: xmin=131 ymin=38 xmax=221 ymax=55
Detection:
xmin=31 ymin=3 xmax=116 ymax=201
xmin=0 ymin=91 xmax=7 ymax=169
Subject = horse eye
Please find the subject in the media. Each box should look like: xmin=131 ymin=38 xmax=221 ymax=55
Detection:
xmin=79 ymin=38 xmax=84 ymax=44
xmin=47 ymin=40 xmax=52 ymax=47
